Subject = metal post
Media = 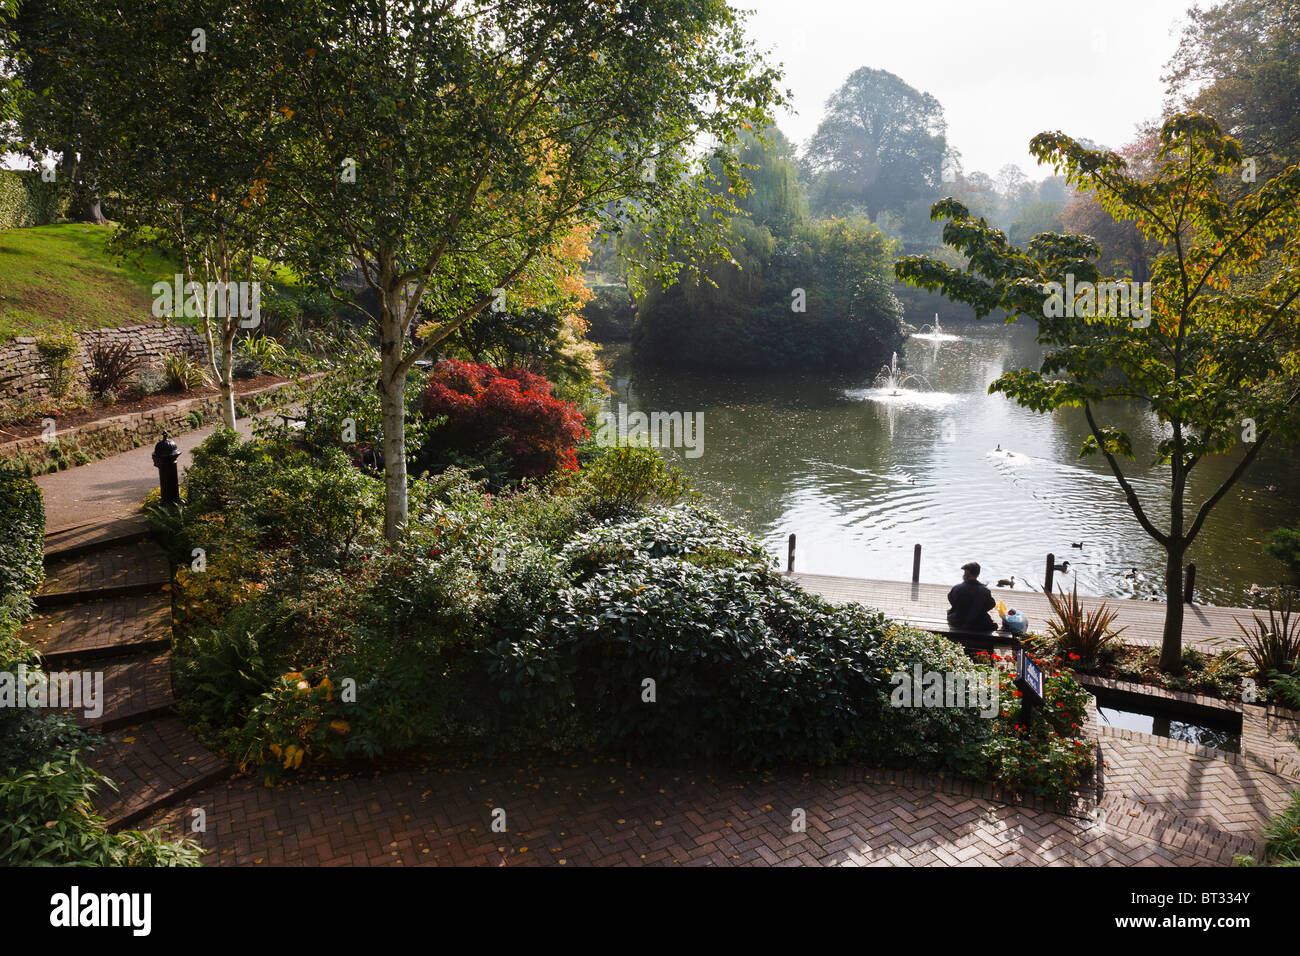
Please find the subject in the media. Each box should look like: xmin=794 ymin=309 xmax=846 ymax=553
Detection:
xmin=787 ymin=533 xmax=796 ymax=575
xmin=912 ymin=543 xmax=922 ymax=584
xmin=1044 ymin=552 xmax=1056 ymax=595
xmin=1184 ymin=563 xmax=1196 ymax=605
xmin=152 ymin=432 xmax=181 ymax=506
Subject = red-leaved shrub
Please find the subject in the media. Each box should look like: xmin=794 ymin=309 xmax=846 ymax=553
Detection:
xmin=420 ymin=359 xmax=589 ymax=479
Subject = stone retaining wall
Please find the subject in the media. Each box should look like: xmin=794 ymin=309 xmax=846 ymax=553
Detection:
xmin=0 ymin=323 xmax=209 ymax=405
xmin=0 ymin=373 xmax=323 ymax=475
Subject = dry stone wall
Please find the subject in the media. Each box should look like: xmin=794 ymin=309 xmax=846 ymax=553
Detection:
xmin=0 ymin=323 xmax=209 ymax=404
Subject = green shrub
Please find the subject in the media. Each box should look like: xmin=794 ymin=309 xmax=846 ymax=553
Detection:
xmin=162 ymin=352 xmax=210 ymax=391
xmin=0 ymin=169 xmax=69 ymax=229
xmin=1262 ymin=791 xmax=1300 ymax=865
xmin=34 ymin=331 xmax=79 ymax=399
xmin=1265 ymin=527 xmax=1300 ymax=573
xmin=0 ymin=469 xmax=45 ymax=602
xmin=578 ymin=445 xmax=691 ymax=520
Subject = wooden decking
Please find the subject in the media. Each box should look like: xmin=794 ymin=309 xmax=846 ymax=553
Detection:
xmin=792 ymin=573 xmax=1261 ymax=654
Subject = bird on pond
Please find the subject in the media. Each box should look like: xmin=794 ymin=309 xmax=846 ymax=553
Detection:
xmin=1250 ymin=583 xmax=1265 ymax=597
xmin=1267 ymin=485 xmax=1278 ymax=492
xmin=995 ymin=443 xmax=1002 ymax=452
xmin=1071 ymin=541 xmax=1083 ymax=549
xmin=996 ymin=575 xmax=1015 ymax=588
xmin=1124 ymin=568 xmax=1141 ymax=581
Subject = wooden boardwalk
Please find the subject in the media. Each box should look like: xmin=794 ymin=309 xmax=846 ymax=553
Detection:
xmin=792 ymin=573 xmax=1262 ymax=654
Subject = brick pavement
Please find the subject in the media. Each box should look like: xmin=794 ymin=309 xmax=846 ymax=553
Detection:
xmin=140 ymin=758 xmax=1228 ymax=867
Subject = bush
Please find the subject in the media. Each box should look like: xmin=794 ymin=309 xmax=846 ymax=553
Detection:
xmin=0 ymin=470 xmax=45 ymax=602
xmin=83 ymin=334 xmax=142 ymax=398
xmin=0 ymin=169 xmax=69 ymax=229
xmin=1265 ymin=527 xmax=1300 ymax=573
xmin=134 ymin=367 xmax=168 ymax=395
xmin=1235 ymin=589 xmax=1300 ymax=677
xmin=1045 ymin=583 xmax=1127 ymax=666
xmin=577 ymin=445 xmax=690 ymax=521
xmin=162 ymin=352 xmax=210 ymax=392
xmin=419 ymin=359 xmax=589 ymax=480
xmin=35 ymin=331 xmax=79 ymax=399
xmin=580 ymin=284 xmax=636 ymax=342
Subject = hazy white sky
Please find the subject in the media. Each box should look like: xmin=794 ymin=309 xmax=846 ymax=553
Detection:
xmin=739 ymin=0 xmax=1198 ymax=178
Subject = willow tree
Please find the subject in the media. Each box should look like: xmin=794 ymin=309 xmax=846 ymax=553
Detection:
xmin=244 ymin=0 xmax=784 ymax=539
xmin=898 ymin=113 xmax=1300 ymax=672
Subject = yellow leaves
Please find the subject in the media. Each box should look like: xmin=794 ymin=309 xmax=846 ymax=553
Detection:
xmin=329 ymin=719 xmax=351 ymax=735
xmin=279 ymin=106 xmax=294 ymax=120
xmin=306 ymin=47 xmax=316 ymax=60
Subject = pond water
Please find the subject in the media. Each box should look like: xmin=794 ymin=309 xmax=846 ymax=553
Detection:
xmin=603 ymin=319 xmax=1300 ymax=607
xmin=1094 ymin=691 xmax=1242 ymax=754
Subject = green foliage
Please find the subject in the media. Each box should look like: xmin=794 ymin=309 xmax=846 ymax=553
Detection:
xmin=1235 ymin=588 xmax=1300 ymax=676
xmin=34 ymin=330 xmax=79 ymax=398
xmin=1262 ymin=790 xmax=1300 ymax=865
xmin=635 ymin=213 xmax=905 ymax=371
xmin=0 ymin=169 xmax=68 ymax=229
xmin=162 ymin=352 xmax=210 ymax=392
xmin=1265 ymin=527 xmax=1300 ymax=572
xmin=580 ymin=284 xmax=636 ymax=342
xmin=1046 ymin=583 xmax=1127 ymax=665
xmin=0 ymin=468 xmax=44 ymax=602
xmin=576 ymin=445 xmax=690 ymax=521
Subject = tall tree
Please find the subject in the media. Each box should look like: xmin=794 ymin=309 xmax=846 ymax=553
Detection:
xmin=898 ymin=114 xmax=1300 ymax=672
xmin=803 ymin=67 xmax=948 ymax=222
xmin=1164 ymin=0 xmax=1300 ymax=177
xmin=246 ymin=0 xmax=783 ymax=539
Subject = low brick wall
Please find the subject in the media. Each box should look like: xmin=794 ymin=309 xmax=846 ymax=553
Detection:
xmin=0 ymin=323 xmax=209 ymax=405
xmin=0 ymin=373 xmax=324 ymax=475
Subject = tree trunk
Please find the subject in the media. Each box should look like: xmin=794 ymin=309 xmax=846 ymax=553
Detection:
xmin=1159 ymin=545 xmax=1186 ymax=673
xmin=379 ymin=299 xmax=408 ymax=541
xmin=218 ymin=333 xmax=236 ymax=428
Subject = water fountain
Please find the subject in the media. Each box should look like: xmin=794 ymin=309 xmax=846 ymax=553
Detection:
xmin=874 ymin=351 xmax=929 ymax=397
xmin=911 ymin=313 xmax=961 ymax=343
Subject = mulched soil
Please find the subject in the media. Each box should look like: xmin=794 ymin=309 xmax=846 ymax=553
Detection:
xmin=0 ymin=374 xmax=287 ymax=441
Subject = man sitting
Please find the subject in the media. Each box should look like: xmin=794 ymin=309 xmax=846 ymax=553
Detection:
xmin=947 ymin=562 xmax=998 ymax=632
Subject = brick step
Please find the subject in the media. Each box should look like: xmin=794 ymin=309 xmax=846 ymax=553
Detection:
xmin=36 ymin=539 xmax=171 ymax=608
xmin=19 ymin=592 xmax=172 ymax=665
xmin=88 ymin=716 xmax=228 ymax=832
xmin=48 ymin=650 xmax=177 ymax=732
xmin=43 ymin=515 xmax=153 ymax=564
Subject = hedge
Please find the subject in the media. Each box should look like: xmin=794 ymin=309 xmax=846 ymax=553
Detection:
xmin=0 ymin=469 xmax=45 ymax=601
xmin=0 ymin=169 xmax=69 ymax=230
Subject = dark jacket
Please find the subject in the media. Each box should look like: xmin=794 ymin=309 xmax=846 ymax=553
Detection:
xmin=947 ymin=578 xmax=997 ymax=631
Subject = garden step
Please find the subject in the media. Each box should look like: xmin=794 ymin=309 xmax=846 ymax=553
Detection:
xmin=18 ymin=592 xmax=172 ymax=665
xmin=88 ymin=716 xmax=228 ymax=832
xmin=43 ymin=514 xmax=153 ymax=564
xmin=53 ymin=650 xmax=177 ymax=732
xmin=35 ymin=539 xmax=171 ymax=608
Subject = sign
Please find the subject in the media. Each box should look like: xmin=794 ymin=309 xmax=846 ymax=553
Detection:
xmin=1016 ymin=649 xmax=1045 ymax=704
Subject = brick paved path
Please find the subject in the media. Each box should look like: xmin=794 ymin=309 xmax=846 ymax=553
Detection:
xmin=140 ymin=759 xmax=1223 ymax=867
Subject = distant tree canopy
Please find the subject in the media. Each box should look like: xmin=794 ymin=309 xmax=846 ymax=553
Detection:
xmin=633 ymin=127 xmax=903 ymax=371
xmin=803 ymin=67 xmax=949 ymax=222
xmin=1164 ymin=0 xmax=1300 ymax=177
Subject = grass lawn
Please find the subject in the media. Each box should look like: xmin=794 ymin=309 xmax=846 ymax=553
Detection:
xmin=0 ymin=223 xmax=184 ymax=342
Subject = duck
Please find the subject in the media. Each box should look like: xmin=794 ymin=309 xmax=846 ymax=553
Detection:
xmin=1249 ymin=583 xmax=1265 ymax=597
xmin=1124 ymin=568 xmax=1140 ymax=581
xmin=1071 ymin=541 xmax=1083 ymax=549
xmin=996 ymin=575 xmax=1016 ymax=588
xmin=1267 ymin=485 xmax=1278 ymax=492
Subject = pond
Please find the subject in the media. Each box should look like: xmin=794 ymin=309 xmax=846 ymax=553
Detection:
xmin=603 ymin=318 xmax=1300 ymax=607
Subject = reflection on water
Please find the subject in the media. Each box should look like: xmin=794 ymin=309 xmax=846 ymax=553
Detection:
xmin=605 ymin=321 xmax=1300 ymax=606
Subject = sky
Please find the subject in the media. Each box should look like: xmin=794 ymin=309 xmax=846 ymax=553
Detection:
xmin=738 ymin=0 xmax=1199 ymax=179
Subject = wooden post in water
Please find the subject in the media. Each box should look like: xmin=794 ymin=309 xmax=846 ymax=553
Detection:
xmin=787 ymin=533 xmax=796 ymax=575
xmin=1184 ymin=563 xmax=1196 ymax=605
xmin=1044 ymin=553 xmax=1056 ymax=595
xmin=912 ymin=544 xmax=922 ymax=584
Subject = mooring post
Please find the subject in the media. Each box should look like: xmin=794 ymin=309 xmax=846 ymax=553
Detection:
xmin=787 ymin=533 xmax=796 ymax=575
xmin=912 ymin=543 xmax=922 ymax=584
xmin=1044 ymin=552 xmax=1056 ymax=595
xmin=152 ymin=432 xmax=181 ymax=507
xmin=1184 ymin=563 xmax=1196 ymax=605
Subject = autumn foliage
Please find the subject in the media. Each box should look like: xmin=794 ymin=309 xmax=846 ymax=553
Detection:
xmin=420 ymin=359 xmax=589 ymax=479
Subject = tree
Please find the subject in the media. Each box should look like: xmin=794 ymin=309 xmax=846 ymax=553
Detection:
xmin=803 ymin=67 xmax=948 ymax=222
xmin=898 ymin=113 xmax=1300 ymax=672
xmin=243 ymin=0 xmax=784 ymax=539
xmin=1164 ymin=0 xmax=1300 ymax=177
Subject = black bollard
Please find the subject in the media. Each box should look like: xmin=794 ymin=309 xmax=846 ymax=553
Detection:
xmin=787 ymin=533 xmax=796 ymax=574
xmin=1184 ymin=563 xmax=1196 ymax=605
xmin=912 ymin=543 xmax=922 ymax=584
xmin=152 ymin=432 xmax=181 ymax=506
xmin=1044 ymin=552 xmax=1056 ymax=595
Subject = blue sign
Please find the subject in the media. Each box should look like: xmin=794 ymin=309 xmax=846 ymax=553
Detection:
xmin=1017 ymin=650 xmax=1044 ymax=704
